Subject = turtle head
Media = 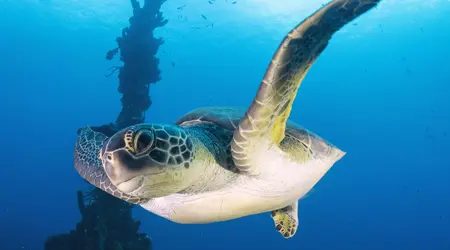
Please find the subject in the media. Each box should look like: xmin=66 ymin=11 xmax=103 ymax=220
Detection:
xmin=100 ymin=123 xmax=197 ymax=198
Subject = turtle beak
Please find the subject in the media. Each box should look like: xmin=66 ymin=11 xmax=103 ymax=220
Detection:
xmin=102 ymin=149 xmax=164 ymax=192
xmin=102 ymin=150 xmax=136 ymax=187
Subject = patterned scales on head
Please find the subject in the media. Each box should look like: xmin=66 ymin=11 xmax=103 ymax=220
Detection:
xmin=74 ymin=0 xmax=382 ymax=239
xmin=122 ymin=124 xmax=195 ymax=169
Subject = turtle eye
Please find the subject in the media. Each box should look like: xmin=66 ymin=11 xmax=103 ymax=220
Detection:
xmin=133 ymin=129 xmax=155 ymax=155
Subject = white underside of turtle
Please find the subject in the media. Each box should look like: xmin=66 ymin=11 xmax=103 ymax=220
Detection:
xmin=141 ymin=139 xmax=345 ymax=224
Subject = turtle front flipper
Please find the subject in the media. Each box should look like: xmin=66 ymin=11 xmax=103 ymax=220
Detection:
xmin=271 ymin=202 xmax=299 ymax=239
xmin=231 ymin=0 xmax=381 ymax=175
xmin=74 ymin=126 xmax=148 ymax=204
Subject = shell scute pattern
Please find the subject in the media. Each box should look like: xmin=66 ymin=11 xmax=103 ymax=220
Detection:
xmin=175 ymin=107 xmax=244 ymax=132
xmin=283 ymin=121 xmax=339 ymax=161
xmin=176 ymin=107 xmax=337 ymax=166
xmin=177 ymin=115 xmax=239 ymax=173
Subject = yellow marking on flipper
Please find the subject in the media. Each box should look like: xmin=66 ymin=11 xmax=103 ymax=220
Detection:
xmin=271 ymin=209 xmax=298 ymax=238
xmin=270 ymin=67 xmax=311 ymax=145
xmin=231 ymin=0 xmax=381 ymax=174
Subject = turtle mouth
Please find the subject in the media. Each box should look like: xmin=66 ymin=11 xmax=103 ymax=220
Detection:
xmin=115 ymin=171 xmax=165 ymax=194
xmin=116 ymin=175 xmax=146 ymax=193
xmin=115 ymin=170 xmax=188 ymax=197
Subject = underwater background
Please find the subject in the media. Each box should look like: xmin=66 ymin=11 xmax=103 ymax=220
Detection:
xmin=1 ymin=0 xmax=449 ymax=249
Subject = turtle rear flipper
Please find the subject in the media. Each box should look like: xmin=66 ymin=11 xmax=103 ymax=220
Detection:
xmin=74 ymin=126 xmax=148 ymax=204
xmin=231 ymin=0 xmax=381 ymax=175
xmin=271 ymin=202 xmax=299 ymax=238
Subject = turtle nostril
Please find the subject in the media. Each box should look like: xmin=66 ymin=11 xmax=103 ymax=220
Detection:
xmin=134 ymin=130 xmax=154 ymax=155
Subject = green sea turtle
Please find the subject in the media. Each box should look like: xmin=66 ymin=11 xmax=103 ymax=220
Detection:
xmin=75 ymin=0 xmax=380 ymax=238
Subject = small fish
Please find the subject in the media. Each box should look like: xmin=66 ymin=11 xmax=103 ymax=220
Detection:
xmin=232 ymin=1 xmax=237 ymax=4
xmin=208 ymin=0 xmax=214 ymax=4
xmin=420 ymin=27 xmax=424 ymax=33
xmin=201 ymin=14 xmax=208 ymax=20
xmin=172 ymin=62 xmax=175 ymax=68
xmin=177 ymin=5 xmax=186 ymax=10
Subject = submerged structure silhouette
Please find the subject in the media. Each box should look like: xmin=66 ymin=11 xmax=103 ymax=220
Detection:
xmin=44 ymin=1 xmax=167 ymax=249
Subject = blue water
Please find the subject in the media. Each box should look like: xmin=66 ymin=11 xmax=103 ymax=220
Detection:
xmin=2 ymin=0 xmax=450 ymax=249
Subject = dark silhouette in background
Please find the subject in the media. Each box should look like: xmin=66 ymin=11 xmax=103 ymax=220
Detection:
xmin=44 ymin=1 xmax=167 ymax=249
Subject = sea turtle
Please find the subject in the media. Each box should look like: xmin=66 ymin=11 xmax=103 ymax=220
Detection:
xmin=75 ymin=0 xmax=380 ymax=238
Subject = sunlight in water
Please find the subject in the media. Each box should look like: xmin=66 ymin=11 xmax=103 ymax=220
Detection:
xmin=15 ymin=0 xmax=449 ymax=31
xmin=236 ymin=0 xmax=449 ymax=22
xmin=234 ymin=0 xmax=320 ymax=26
